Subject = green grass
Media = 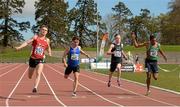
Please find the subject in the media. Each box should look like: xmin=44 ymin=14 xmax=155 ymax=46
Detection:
xmin=0 ymin=45 xmax=179 ymax=62
xmin=80 ymin=45 xmax=180 ymax=52
xmin=82 ymin=64 xmax=180 ymax=93
xmin=0 ymin=47 xmax=61 ymax=63
xmin=123 ymin=45 xmax=180 ymax=52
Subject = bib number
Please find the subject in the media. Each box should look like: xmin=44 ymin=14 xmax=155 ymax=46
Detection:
xmin=35 ymin=46 xmax=44 ymax=55
xmin=114 ymin=51 xmax=121 ymax=57
xmin=150 ymin=51 xmax=157 ymax=57
xmin=71 ymin=54 xmax=79 ymax=60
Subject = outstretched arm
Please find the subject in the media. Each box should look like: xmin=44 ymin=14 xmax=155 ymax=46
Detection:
xmin=80 ymin=46 xmax=90 ymax=58
xmin=159 ymin=49 xmax=167 ymax=62
xmin=131 ymin=32 xmax=147 ymax=48
xmin=15 ymin=37 xmax=34 ymax=50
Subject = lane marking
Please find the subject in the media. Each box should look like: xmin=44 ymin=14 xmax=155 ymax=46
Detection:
xmin=47 ymin=65 xmax=123 ymax=107
xmin=81 ymin=71 xmax=178 ymax=106
xmin=42 ymin=72 xmax=66 ymax=107
xmin=0 ymin=64 xmax=22 ymax=77
xmin=5 ymin=67 xmax=28 ymax=107
xmin=0 ymin=64 xmax=16 ymax=70
xmin=53 ymin=63 xmax=180 ymax=95
xmin=90 ymin=69 xmax=180 ymax=95
xmin=52 ymin=64 xmax=178 ymax=106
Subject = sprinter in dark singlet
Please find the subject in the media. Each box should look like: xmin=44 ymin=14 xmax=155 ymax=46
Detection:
xmin=107 ymin=34 xmax=127 ymax=87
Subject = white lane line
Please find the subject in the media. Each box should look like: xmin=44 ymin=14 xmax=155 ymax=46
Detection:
xmin=6 ymin=67 xmax=28 ymax=107
xmin=0 ymin=64 xmax=16 ymax=70
xmin=53 ymin=63 xmax=180 ymax=95
xmin=47 ymin=65 xmax=123 ymax=107
xmin=42 ymin=72 xmax=66 ymax=107
xmin=0 ymin=64 xmax=22 ymax=78
xmin=80 ymin=72 xmax=177 ymax=106
xmin=90 ymin=70 xmax=180 ymax=95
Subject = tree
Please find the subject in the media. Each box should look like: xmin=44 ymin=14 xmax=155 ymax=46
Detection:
xmin=129 ymin=9 xmax=161 ymax=42
xmin=112 ymin=1 xmax=132 ymax=34
xmin=0 ymin=0 xmax=30 ymax=47
xmin=103 ymin=14 xmax=116 ymax=43
xmin=69 ymin=0 xmax=106 ymax=47
xmin=33 ymin=0 xmax=68 ymax=47
xmin=164 ymin=0 xmax=180 ymax=44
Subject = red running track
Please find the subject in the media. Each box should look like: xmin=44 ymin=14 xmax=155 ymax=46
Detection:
xmin=0 ymin=63 xmax=180 ymax=106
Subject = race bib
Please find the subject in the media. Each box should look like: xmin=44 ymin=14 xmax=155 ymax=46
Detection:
xmin=71 ymin=54 xmax=79 ymax=60
xmin=35 ymin=46 xmax=44 ymax=55
xmin=114 ymin=51 xmax=121 ymax=57
xmin=150 ymin=51 xmax=157 ymax=57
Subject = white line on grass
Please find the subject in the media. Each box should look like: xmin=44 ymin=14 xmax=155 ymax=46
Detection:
xmin=5 ymin=67 xmax=28 ymax=107
xmin=42 ymin=72 xmax=66 ymax=107
xmin=158 ymin=66 xmax=170 ymax=72
xmin=158 ymin=65 xmax=180 ymax=72
xmin=47 ymin=65 xmax=123 ymax=107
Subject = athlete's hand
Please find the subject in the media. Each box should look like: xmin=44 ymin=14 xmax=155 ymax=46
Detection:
xmin=131 ymin=32 xmax=136 ymax=39
xmin=48 ymin=52 xmax=52 ymax=56
xmin=64 ymin=63 xmax=68 ymax=67
xmin=15 ymin=47 xmax=20 ymax=51
xmin=124 ymin=56 xmax=128 ymax=60
xmin=86 ymin=54 xmax=90 ymax=58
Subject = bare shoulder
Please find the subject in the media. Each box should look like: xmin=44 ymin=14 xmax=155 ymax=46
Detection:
xmin=32 ymin=35 xmax=38 ymax=39
xmin=109 ymin=43 xmax=115 ymax=49
xmin=64 ymin=47 xmax=70 ymax=53
xmin=46 ymin=37 xmax=50 ymax=42
xmin=78 ymin=46 xmax=81 ymax=50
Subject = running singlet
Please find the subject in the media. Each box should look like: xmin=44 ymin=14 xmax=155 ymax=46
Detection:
xmin=31 ymin=36 xmax=48 ymax=59
xmin=147 ymin=43 xmax=160 ymax=61
xmin=67 ymin=47 xmax=80 ymax=67
xmin=111 ymin=43 xmax=123 ymax=63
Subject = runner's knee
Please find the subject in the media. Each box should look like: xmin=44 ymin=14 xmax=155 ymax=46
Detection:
xmin=64 ymin=75 xmax=68 ymax=79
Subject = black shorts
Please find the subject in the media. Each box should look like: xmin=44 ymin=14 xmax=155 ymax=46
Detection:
xmin=65 ymin=65 xmax=80 ymax=75
xmin=145 ymin=59 xmax=158 ymax=73
xmin=29 ymin=57 xmax=45 ymax=68
xmin=110 ymin=62 xmax=121 ymax=72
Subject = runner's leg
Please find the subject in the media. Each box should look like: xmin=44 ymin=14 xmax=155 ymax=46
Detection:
xmin=34 ymin=63 xmax=44 ymax=89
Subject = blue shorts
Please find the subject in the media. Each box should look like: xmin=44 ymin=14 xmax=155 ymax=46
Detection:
xmin=145 ymin=59 xmax=158 ymax=73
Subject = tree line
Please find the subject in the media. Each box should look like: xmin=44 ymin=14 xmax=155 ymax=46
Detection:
xmin=0 ymin=0 xmax=179 ymax=48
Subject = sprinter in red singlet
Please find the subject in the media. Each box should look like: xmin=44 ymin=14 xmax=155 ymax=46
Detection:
xmin=15 ymin=25 xmax=52 ymax=93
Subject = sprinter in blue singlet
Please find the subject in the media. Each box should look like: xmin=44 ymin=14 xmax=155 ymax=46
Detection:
xmin=62 ymin=36 xmax=90 ymax=97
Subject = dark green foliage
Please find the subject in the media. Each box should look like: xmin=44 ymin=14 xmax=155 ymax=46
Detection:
xmin=68 ymin=0 xmax=106 ymax=47
xmin=33 ymin=0 xmax=68 ymax=48
xmin=0 ymin=0 xmax=30 ymax=47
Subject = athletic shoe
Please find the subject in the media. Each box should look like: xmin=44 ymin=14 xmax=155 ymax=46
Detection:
xmin=145 ymin=90 xmax=151 ymax=96
xmin=117 ymin=80 xmax=121 ymax=86
xmin=72 ymin=92 xmax=77 ymax=97
xmin=107 ymin=81 xmax=111 ymax=87
xmin=32 ymin=88 xmax=37 ymax=93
